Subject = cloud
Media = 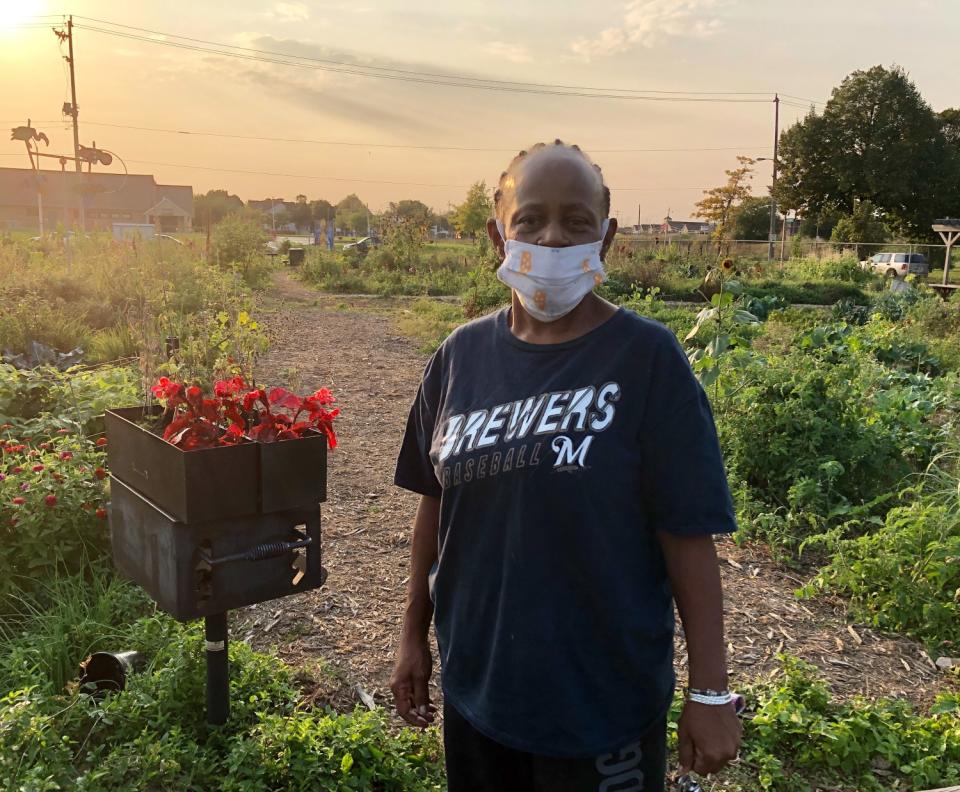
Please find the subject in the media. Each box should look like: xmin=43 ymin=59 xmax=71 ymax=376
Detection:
xmin=269 ymin=2 xmax=310 ymax=22
xmin=236 ymin=67 xmax=438 ymax=135
xmin=572 ymin=0 xmax=726 ymax=60
xmin=483 ymin=41 xmax=533 ymax=64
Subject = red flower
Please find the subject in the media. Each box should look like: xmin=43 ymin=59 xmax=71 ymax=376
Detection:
xmin=96 ymin=437 xmax=108 ymax=447
xmin=12 ymin=497 xmax=25 ymax=505
xmin=151 ymin=377 xmax=185 ymax=405
xmin=310 ymin=387 xmax=336 ymax=406
xmin=39 ymin=442 xmax=52 ymax=450
xmin=45 ymin=494 xmax=57 ymax=507
xmin=31 ymin=464 xmax=44 ymax=472
xmin=11 ymin=466 xmax=23 ymax=474
xmin=57 ymin=428 xmax=71 ymax=435
xmin=4 ymin=444 xmax=25 ymax=454
xmin=59 ymin=451 xmax=73 ymax=461
xmin=94 ymin=467 xmax=107 ymax=480
xmin=96 ymin=507 xmax=108 ymax=520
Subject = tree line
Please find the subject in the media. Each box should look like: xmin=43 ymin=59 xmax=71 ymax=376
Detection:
xmin=193 ymin=182 xmax=494 ymax=239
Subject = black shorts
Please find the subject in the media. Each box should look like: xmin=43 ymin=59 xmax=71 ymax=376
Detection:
xmin=443 ymin=701 xmax=668 ymax=792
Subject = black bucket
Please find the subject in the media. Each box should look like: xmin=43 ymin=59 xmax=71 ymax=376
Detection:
xmin=79 ymin=650 xmax=145 ymax=693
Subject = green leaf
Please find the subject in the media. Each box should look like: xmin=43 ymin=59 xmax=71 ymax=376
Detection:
xmin=341 ymin=752 xmax=354 ymax=773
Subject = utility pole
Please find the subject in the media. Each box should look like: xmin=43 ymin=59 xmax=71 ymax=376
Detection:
xmin=767 ymin=93 xmax=780 ymax=260
xmin=55 ymin=17 xmax=84 ymax=230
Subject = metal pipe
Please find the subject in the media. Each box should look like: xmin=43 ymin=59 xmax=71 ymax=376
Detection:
xmin=205 ymin=612 xmax=229 ymax=725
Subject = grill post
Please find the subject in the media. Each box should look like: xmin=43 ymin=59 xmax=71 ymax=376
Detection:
xmin=205 ymin=611 xmax=229 ymax=725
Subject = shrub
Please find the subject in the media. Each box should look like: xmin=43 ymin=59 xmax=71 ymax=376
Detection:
xmin=211 ymin=213 xmax=267 ymax=268
xmin=462 ymin=267 xmax=509 ymax=318
xmin=740 ymin=656 xmax=960 ymax=791
xmin=0 ymin=432 xmax=111 ymax=590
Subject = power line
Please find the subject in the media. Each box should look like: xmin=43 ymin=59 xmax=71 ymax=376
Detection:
xmin=10 ymin=118 xmax=770 ymax=154
xmin=71 ymin=20 xmax=771 ymax=103
xmin=73 ymin=15 xmax=775 ymax=99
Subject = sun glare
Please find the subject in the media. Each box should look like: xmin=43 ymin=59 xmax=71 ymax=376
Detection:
xmin=0 ymin=0 xmax=45 ymax=35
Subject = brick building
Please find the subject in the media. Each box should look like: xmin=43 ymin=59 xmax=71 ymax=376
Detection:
xmin=0 ymin=167 xmax=193 ymax=232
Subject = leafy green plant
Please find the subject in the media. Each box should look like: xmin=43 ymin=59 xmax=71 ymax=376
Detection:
xmin=0 ymin=432 xmax=110 ymax=590
xmin=737 ymin=656 xmax=960 ymax=791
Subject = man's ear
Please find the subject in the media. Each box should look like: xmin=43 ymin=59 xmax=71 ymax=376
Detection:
xmin=486 ymin=218 xmax=505 ymax=260
xmin=600 ymin=218 xmax=618 ymax=261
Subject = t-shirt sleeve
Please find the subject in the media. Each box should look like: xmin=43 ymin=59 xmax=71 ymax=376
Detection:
xmin=639 ymin=328 xmax=737 ymax=536
xmin=394 ymin=351 xmax=444 ymax=498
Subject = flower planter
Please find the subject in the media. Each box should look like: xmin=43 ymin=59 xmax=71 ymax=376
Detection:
xmin=105 ymin=407 xmax=329 ymax=521
xmin=110 ymin=477 xmax=326 ymax=621
xmin=105 ymin=406 xmax=259 ymax=524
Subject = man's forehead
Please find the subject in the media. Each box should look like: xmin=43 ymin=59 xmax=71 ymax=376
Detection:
xmin=508 ymin=148 xmax=604 ymax=205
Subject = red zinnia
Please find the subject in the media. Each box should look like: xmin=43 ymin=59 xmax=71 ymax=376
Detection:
xmin=94 ymin=467 xmax=107 ymax=480
xmin=11 ymin=466 xmax=23 ymax=474
xmin=95 ymin=507 xmax=108 ymax=520
xmin=59 ymin=451 xmax=74 ymax=461
xmin=31 ymin=464 xmax=44 ymax=472
xmin=96 ymin=437 xmax=108 ymax=447
xmin=12 ymin=497 xmax=26 ymax=505
xmin=45 ymin=494 xmax=57 ymax=507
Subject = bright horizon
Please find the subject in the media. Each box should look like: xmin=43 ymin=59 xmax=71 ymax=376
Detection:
xmin=2 ymin=0 xmax=958 ymax=224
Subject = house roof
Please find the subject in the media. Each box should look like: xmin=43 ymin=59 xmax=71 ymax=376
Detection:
xmin=145 ymin=196 xmax=191 ymax=217
xmin=0 ymin=167 xmax=193 ymax=215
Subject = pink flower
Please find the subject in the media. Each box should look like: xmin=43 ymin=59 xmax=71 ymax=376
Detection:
xmin=31 ymin=464 xmax=44 ymax=472
xmin=20 ymin=483 xmax=30 ymax=492
xmin=12 ymin=497 xmax=25 ymax=505
xmin=59 ymin=451 xmax=73 ymax=461
xmin=44 ymin=494 xmax=57 ymax=507
xmin=11 ymin=466 xmax=23 ymax=474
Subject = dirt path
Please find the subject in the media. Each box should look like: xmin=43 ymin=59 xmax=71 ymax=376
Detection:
xmin=240 ymin=270 xmax=948 ymax=714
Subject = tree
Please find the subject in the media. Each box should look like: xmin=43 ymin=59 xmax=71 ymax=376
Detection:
xmin=830 ymin=200 xmax=890 ymax=245
xmin=194 ymin=189 xmax=244 ymax=227
xmin=310 ymin=199 xmax=335 ymax=225
xmin=941 ymin=108 xmax=960 ymax=147
xmin=335 ymin=194 xmax=369 ymax=236
xmin=452 ymin=182 xmax=492 ymax=238
xmin=695 ymin=156 xmax=755 ymax=245
xmin=731 ymin=195 xmax=775 ymax=240
xmin=387 ymin=200 xmax=431 ymax=227
xmin=289 ymin=194 xmax=313 ymax=232
xmin=774 ymin=66 xmax=960 ymax=238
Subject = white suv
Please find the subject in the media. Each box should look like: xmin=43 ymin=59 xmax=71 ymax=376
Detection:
xmin=860 ymin=252 xmax=929 ymax=278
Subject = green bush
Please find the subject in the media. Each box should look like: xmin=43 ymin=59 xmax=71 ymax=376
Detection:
xmin=739 ymin=656 xmax=960 ymax=791
xmin=718 ymin=326 xmax=948 ymax=548
xmin=803 ymin=444 xmax=960 ymax=653
xmin=0 ymin=615 xmax=445 ymax=791
xmin=0 ymin=432 xmax=111 ymax=590
xmin=211 ymin=214 xmax=268 ymax=267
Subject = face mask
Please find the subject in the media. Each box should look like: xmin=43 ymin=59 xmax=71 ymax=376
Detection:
xmin=495 ymin=219 xmax=610 ymax=322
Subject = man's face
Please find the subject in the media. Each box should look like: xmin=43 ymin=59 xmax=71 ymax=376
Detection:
xmin=488 ymin=147 xmax=615 ymax=256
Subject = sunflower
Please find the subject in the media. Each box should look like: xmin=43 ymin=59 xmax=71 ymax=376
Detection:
xmin=721 ymin=258 xmax=734 ymax=271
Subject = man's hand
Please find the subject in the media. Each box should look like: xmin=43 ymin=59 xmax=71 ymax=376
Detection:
xmin=390 ymin=636 xmax=436 ymax=728
xmin=677 ymin=700 xmax=742 ymax=776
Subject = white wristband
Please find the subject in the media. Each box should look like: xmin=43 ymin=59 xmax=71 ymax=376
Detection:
xmin=687 ymin=691 xmax=735 ymax=706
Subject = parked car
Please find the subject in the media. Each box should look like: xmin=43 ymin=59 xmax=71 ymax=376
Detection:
xmin=860 ymin=252 xmax=929 ymax=278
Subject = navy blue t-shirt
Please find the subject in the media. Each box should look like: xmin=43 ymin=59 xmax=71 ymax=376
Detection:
xmin=394 ymin=306 xmax=737 ymax=758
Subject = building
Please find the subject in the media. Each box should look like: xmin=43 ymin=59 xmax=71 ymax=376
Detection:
xmin=634 ymin=216 xmax=714 ymax=236
xmin=0 ymin=167 xmax=193 ymax=232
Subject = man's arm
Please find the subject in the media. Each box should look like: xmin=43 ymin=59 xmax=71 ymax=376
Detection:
xmin=658 ymin=532 xmax=741 ymax=776
xmin=390 ymin=494 xmax=441 ymax=728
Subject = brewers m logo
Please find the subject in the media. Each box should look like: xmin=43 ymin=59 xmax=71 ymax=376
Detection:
xmin=551 ymin=435 xmax=594 ymax=471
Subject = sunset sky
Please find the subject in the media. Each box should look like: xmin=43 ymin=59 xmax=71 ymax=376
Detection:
xmin=2 ymin=0 xmax=958 ymax=224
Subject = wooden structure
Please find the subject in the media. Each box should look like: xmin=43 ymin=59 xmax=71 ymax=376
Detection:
xmin=932 ymin=219 xmax=960 ymax=299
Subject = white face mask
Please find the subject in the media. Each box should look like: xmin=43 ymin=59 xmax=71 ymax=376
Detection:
xmin=495 ymin=219 xmax=610 ymax=322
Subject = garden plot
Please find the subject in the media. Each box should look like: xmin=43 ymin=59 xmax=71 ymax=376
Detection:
xmin=240 ymin=273 xmax=953 ymax=713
